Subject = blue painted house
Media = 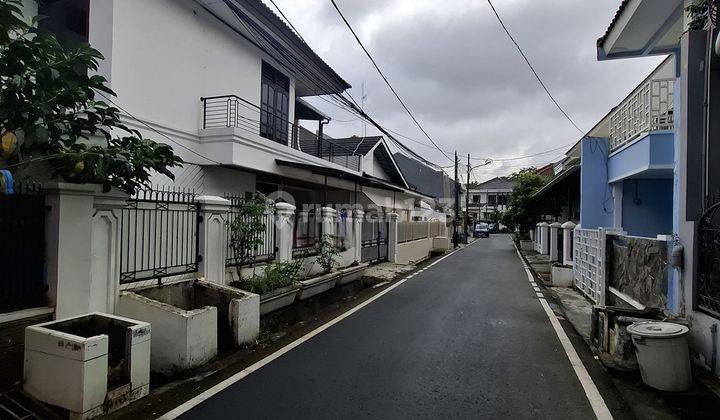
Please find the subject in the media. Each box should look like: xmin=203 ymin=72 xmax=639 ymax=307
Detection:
xmin=579 ymin=56 xmax=675 ymax=239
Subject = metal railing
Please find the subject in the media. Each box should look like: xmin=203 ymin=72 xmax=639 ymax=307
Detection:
xmin=224 ymin=196 xmax=276 ymax=267
xmin=397 ymin=221 xmax=444 ymax=244
xmin=361 ymin=218 xmax=388 ymax=263
xmin=201 ymin=95 xmax=360 ymax=171
xmin=609 ymin=78 xmax=674 ymax=152
xmin=119 ymin=189 xmax=199 ymax=285
xmin=292 ymin=210 xmax=321 ymax=257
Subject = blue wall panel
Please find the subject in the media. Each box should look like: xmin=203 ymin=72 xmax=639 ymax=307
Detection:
xmin=580 ymin=137 xmax=614 ymax=228
xmin=621 ymin=179 xmax=673 ymax=237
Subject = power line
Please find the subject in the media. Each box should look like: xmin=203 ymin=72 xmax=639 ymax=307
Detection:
xmin=329 ymin=0 xmax=453 ymax=163
xmin=485 ymin=0 xmax=585 ymax=135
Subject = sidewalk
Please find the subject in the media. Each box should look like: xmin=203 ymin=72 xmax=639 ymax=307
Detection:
xmin=518 ymin=246 xmax=720 ymax=419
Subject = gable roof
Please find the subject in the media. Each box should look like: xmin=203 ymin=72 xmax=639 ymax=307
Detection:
xmin=393 ymin=153 xmax=456 ymax=200
xmin=471 ymin=177 xmax=516 ymax=191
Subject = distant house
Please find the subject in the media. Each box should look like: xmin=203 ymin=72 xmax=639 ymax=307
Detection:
xmin=467 ymin=177 xmax=516 ymax=221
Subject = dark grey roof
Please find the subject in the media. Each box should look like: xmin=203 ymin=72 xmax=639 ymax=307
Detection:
xmin=472 ymin=177 xmax=516 ymax=191
xmin=393 ymin=153 xmax=456 ymax=200
xmin=226 ymin=0 xmax=351 ymax=94
xmin=597 ymin=0 xmax=630 ymax=48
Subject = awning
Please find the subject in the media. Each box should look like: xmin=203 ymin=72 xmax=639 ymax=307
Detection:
xmin=295 ymin=98 xmax=330 ymax=121
xmin=275 ymin=159 xmax=405 ymax=193
xmin=532 ymin=165 xmax=580 ymax=198
xmin=597 ymin=0 xmax=683 ymax=60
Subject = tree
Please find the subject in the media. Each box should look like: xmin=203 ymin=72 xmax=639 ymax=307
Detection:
xmin=0 ymin=0 xmax=182 ymax=193
xmin=226 ymin=194 xmax=273 ymax=269
xmin=503 ymin=167 xmax=545 ymax=237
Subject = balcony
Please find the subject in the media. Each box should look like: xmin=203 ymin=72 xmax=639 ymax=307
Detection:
xmin=201 ymin=95 xmax=360 ymax=172
xmin=608 ymin=78 xmax=674 ymax=152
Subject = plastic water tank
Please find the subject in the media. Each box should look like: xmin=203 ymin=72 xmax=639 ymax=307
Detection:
xmin=626 ymin=321 xmax=692 ymax=392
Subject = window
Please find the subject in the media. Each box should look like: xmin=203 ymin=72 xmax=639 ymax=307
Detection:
xmin=499 ymin=194 xmax=508 ymax=206
xmin=488 ymin=195 xmax=497 ymax=207
xmin=472 ymin=195 xmax=480 ymax=203
xmin=260 ymin=62 xmax=290 ymax=144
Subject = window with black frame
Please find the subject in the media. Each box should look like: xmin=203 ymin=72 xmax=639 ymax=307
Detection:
xmin=260 ymin=62 xmax=290 ymax=144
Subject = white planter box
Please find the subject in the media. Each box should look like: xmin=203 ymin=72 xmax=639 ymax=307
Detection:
xmin=298 ymin=272 xmax=341 ymax=300
xmin=117 ymin=279 xmax=259 ymax=375
xmin=336 ymin=263 xmax=369 ymax=286
xmin=551 ymin=265 xmax=574 ymax=287
xmin=24 ymin=312 xmax=150 ymax=419
xmin=259 ymin=284 xmax=300 ymax=315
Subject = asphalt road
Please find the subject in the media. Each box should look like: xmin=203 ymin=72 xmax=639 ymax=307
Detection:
xmin=179 ymin=235 xmax=607 ymax=419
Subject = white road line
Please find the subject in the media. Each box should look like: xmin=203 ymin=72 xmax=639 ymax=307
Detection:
xmin=533 ymin=287 xmax=541 ymax=292
xmin=514 ymin=244 xmax=612 ymax=420
xmin=158 ymin=248 xmax=461 ymax=419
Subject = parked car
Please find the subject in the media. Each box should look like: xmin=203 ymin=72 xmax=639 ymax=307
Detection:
xmin=474 ymin=222 xmax=490 ymax=238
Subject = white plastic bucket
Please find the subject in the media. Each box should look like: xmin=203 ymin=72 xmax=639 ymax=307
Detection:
xmin=627 ymin=321 xmax=692 ymax=392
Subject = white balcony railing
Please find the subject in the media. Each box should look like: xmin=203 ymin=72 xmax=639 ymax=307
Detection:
xmin=608 ymin=78 xmax=674 ymax=152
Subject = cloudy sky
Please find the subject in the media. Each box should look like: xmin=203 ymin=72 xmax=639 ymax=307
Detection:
xmin=264 ymin=0 xmax=665 ymax=182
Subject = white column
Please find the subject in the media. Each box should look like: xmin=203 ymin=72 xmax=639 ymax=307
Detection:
xmin=196 ymin=195 xmax=231 ymax=284
xmin=561 ymin=221 xmax=576 ymax=266
xmin=352 ymin=209 xmax=364 ymax=263
xmin=539 ymin=222 xmax=550 ymax=255
xmin=274 ymin=202 xmax=296 ymax=262
xmin=388 ymin=213 xmax=399 ymax=263
xmin=549 ymin=222 xmax=562 ymax=262
xmin=91 ymin=189 xmax=129 ymax=313
xmin=535 ymin=222 xmax=542 ymax=252
xmin=320 ymin=207 xmax=337 ymax=238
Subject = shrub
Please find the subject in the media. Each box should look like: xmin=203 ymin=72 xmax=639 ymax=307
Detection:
xmin=238 ymin=260 xmax=303 ymax=296
xmin=315 ymin=234 xmax=339 ymax=274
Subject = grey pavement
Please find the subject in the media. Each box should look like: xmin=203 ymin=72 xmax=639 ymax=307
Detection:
xmin=180 ymin=235 xmax=616 ymax=419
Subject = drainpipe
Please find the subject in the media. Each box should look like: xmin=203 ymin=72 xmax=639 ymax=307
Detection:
xmin=712 ymin=324 xmax=718 ymax=374
xmin=318 ymin=118 xmax=330 ymax=158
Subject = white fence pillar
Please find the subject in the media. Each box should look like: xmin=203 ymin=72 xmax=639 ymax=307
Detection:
xmin=274 ymin=202 xmax=296 ymax=263
xmin=352 ymin=209 xmax=364 ymax=262
xmin=534 ymin=223 xmax=542 ymax=252
xmin=196 ymin=196 xmax=231 ymax=284
xmin=320 ymin=207 xmax=337 ymax=238
xmin=539 ymin=222 xmax=550 ymax=255
xmin=388 ymin=213 xmax=399 ymax=263
xmin=549 ymin=222 xmax=562 ymax=262
xmin=561 ymin=221 xmax=576 ymax=266
xmin=92 ymin=189 xmax=129 ymax=313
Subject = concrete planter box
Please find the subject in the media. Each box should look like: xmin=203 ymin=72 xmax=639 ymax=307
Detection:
xmin=551 ymin=264 xmax=574 ymax=287
xmin=336 ymin=263 xmax=369 ymax=286
xmin=259 ymin=284 xmax=301 ymax=315
xmin=117 ymin=279 xmax=259 ymax=375
xmin=24 ymin=312 xmax=150 ymax=419
xmin=298 ymin=271 xmax=341 ymax=300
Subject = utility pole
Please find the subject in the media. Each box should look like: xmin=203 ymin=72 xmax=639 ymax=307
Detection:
xmin=466 ymin=153 xmax=471 ymax=243
xmin=453 ymin=151 xmax=459 ymax=248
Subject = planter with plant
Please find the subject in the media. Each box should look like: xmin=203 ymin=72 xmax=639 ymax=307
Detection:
xmin=226 ymin=194 xmax=274 ymax=277
xmin=298 ymin=234 xmax=342 ymax=300
xmin=229 ymin=260 xmax=304 ymax=315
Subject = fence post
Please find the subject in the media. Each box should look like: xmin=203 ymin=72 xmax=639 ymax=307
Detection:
xmin=274 ymin=202 xmax=296 ymax=263
xmin=352 ymin=208 xmax=364 ymax=263
xmin=539 ymin=222 xmax=550 ymax=255
xmin=535 ymin=223 xmax=542 ymax=252
xmin=320 ymin=207 xmax=337 ymax=240
xmin=549 ymin=222 xmax=562 ymax=262
xmin=196 ymin=196 xmax=231 ymax=284
xmin=92 ymin=189 xmax=130 ymax=313
xmin=44 ymin=183 xmax=103 ymax=319
xmin=388 ymin=213 xmax=399 ymax=263
xmin=597 ymin=227 xmax=607 ymax=307
xmin=561 ymin=221 xmax=576 ymax=265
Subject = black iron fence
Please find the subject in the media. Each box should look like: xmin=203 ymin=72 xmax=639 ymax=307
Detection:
xmin=293 ymin=210 xmax=321 ymax=258
xmin=697 ymin=202 xmax=720 ymax=316
xmin=361 ymin=218 xmax=388 ymax=263
xmin=225 ymin=196 xmax=276 ymax=267
xmin=119 ymin=189 xmax=199 ymax=285
xmin=201 ymin=95 xmax=360 ymax=171
xmin=0 ymin=183 xmax=46 ymax=313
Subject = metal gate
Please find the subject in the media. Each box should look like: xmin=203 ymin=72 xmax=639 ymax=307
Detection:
xmin=361 ymin=219 xmax=388 ymax=263
xmin=697 ymin=202 xmax=720 ymax=316
xmin=0 ymin=184 xmax=46 ymax=313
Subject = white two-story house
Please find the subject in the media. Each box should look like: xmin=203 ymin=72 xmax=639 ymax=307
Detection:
xmin=26 ymin=0 xmax=420 ymax=214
